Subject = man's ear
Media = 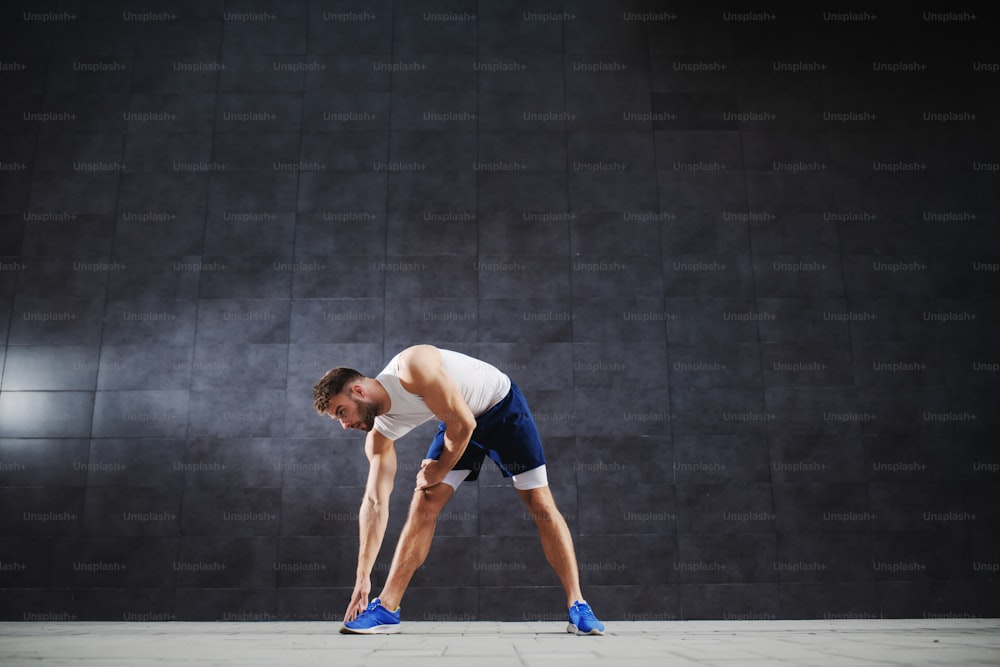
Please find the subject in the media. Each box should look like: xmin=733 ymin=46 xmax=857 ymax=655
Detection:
xmin=349 ymin=382 xmax=365 ymax=399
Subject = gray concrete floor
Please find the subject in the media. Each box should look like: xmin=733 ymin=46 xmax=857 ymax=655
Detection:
xmin=0 ymin=619 xmax=998 ymax=666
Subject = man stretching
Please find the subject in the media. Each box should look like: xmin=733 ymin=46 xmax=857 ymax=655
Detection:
xmin=313 ymin=344 xmax=604 ymax=635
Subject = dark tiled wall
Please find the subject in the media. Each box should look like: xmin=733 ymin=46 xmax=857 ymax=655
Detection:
xmin=1 ymin=1 xmax=998 ymax=622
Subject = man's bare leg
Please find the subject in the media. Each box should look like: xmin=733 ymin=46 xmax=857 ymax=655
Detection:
xmin=377 ymin=482 xmax=455 ymax=610
xmin=517 ymin=485 xmax=584 ymax=607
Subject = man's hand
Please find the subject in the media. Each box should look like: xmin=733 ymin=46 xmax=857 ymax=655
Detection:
xmin=343 ymin=576 xmax=371 ymax=623
xmin=415 ymin=459 xmax=445 ymax=490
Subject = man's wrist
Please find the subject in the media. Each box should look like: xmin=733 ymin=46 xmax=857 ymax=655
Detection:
xmin=430 ymin=457 xmax=453 ymax=472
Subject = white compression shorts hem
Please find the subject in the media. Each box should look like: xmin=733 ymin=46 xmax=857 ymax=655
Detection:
xmin=439 ymin=465 xmax=548 ymax=491
xmin=511 ymin=464 xmax=548 ymax=490
xmin=441 ymin=469 xmax=471 ymax=490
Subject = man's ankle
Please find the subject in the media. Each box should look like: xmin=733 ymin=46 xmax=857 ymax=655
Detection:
xmin=378 ymin=596 xmax=400 ymax=611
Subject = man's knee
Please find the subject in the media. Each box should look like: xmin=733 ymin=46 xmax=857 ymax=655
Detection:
xmin=520 ymin=487 xmax=560 ymax=521
xmin=408 ymin=485 xmax=453 ymax=522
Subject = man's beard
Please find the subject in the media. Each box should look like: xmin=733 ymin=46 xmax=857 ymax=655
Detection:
xmin=352 ymin=395 xmax=378 ymax=431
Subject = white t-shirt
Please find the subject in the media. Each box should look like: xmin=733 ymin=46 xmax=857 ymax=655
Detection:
xmin=372 ymin=349 xmax=511 ymax=441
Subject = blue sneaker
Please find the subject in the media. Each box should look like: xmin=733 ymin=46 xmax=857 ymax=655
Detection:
xmin=567 ymin=600 xmax=605 ymax=635
xmin=340 ymin=598 xmax=401 ymax=634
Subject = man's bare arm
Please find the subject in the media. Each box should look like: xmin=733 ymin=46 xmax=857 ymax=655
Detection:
xmin=345 ymin=428 xmax=396 ymax=622
xmin=398 ymin=345 xmax=477 ymax=489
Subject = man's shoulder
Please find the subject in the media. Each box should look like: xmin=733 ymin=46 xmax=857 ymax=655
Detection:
xmin=398 ymin=344 xmax=439 ymax=361
xmin=396 ymin=344 xmax=443 ymax=381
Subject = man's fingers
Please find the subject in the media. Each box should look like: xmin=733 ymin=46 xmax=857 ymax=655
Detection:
xmin=343 ymin=593 xmax=367 ymax=623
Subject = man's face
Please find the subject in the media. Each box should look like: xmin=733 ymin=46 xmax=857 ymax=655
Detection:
xmin=326 ymin=389 xmax=378 ymax=432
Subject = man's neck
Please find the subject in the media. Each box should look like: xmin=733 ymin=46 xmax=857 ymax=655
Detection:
xmin=371 ymin=378 xmax=391 ymax=415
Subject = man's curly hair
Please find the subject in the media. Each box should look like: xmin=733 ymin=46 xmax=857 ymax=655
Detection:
xmin=313 ymin=367 xmax=364 ymax=414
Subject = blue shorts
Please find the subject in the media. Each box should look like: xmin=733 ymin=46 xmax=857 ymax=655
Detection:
xmin=425 ymin=382 xmax=546 ymax=482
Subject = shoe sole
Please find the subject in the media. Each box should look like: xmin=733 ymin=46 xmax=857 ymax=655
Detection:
xmin=340 ymin=624 xmax=401 ymax=635
xmin=567 ymin=622 xmax=604 ymax=636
